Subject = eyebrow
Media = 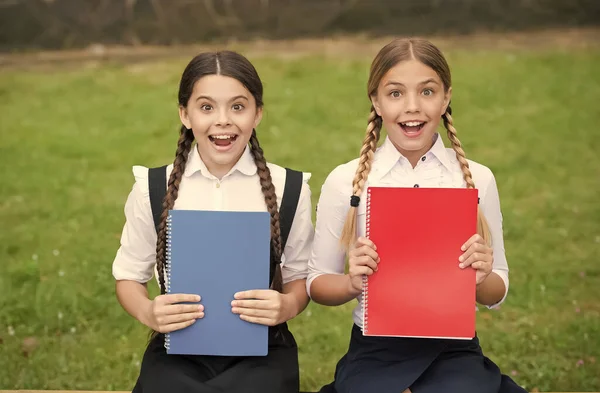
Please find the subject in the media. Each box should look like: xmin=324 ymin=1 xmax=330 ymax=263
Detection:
xmin=385 ymin=78 xmax=440 ymax=87
xmin=195 ymin=95 xmax=249 ymax=102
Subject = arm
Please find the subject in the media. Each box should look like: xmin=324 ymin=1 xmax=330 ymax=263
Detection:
xmin=281 ymin=279 xmax=310 ymax=320
xmin=310 ymin=274 xmax=360 ymax=306
xmin=113 ymin=169 xmax=202 ymax=332
xmin=307 ymin=167 xmax=364 ymax=306
xmin=116 ymin=280 xmax=153 ymax=327
xmin=278 ymin=178 xmax=314 ymax=318
xmin=479 ymin=171 xmax=509 ymax=307
xmin=476 ymin=272 xmax=506 ymax=306
xmin=459 ymin=171 xmax=509 ymax=307
xmin=232 ymin=177 xmax=314 ymax=324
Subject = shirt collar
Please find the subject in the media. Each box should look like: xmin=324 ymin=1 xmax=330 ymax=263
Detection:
xmin=371 ymin=133 xmax=454 ymax=181
xmin=184 ymin=144 xmax=258 ymax=179
xmin=428 ymin=133 xmax=454 ymax=172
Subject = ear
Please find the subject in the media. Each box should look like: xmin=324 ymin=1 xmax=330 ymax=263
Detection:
xmin=442 ymin=87 xmax=452 ymax=116
xmin=179 ymin=106 xmax=192 ymax=129
xmin=254 ymin=107 xmax=263 ymax=128
xmin=370 ymin=94 xmax=382 ymax=117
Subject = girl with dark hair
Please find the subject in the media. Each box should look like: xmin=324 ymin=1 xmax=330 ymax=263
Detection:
xmin=112 ymin=51 xmax=314 ymax=393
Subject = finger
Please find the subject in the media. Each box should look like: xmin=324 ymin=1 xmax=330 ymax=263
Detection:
xmin=458 ymin=246 xmax=476 ymax=265
xmin=355 ymin=237 xmax=377 ymax=251
xmin=459 ymin=243 xmax=490 ymax=265
xmin=159 ymin=319 xmax=196 ymax=333
xmin=357 ymin=245 xmax=379 ymax=262
xmin=350 ymin=266 xmax=375 ymax=277
xmin=459 ymin=252 xmax=481 ymax=268
xmin=231 ymin=299 xmax=275 ymax=309
xmin=234 ymin=289 xmax=275 ymax=300
xmin=160 ymin=293 xmax=201 ymax=305
xmin=161 ymin=303 xmax=204 ymax=315
xmin=460 ymin=253 xmax=487 ymax=269
xmin=471 ymin=261 xmax=492 ymax=272
xmin=351 ymin=255 xmax=378 ymax=271
xmin=461 ymin=234 xmax=484 ymax=251
xmin=232 ymin=307 xmax=276 ymax=318
xmin=238 ymin=314 xmax=276 ymax=326
xmin=160 ymin=311 xmax=204 ymax=325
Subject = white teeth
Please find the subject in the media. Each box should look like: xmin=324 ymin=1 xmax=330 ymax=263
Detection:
xmin=403 ymin=121 xmax=424 ymax=127
xmin=211 ymin=135 xmax=234 ymax=140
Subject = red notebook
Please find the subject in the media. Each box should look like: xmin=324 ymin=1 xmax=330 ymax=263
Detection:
xmin=362 ymin=186 xmax=478 ymax=339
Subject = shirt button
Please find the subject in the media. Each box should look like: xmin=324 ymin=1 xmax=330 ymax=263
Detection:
xmin=414 ymin=184 xmax=419 ymax=188
xmin=421 ymin=156 xmax=426 ymax=161
xmin=216 ymin=182 xmax=221 ymax=188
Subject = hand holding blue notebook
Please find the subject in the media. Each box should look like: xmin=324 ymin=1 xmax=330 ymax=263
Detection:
xmin=164 ymin=209 xmax=271 ymax=356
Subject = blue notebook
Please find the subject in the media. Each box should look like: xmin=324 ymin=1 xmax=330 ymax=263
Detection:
xmin=164 ymin=209 xmax=271 ymax=356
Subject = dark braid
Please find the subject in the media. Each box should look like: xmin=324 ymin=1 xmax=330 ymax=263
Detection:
xmin=149 ymin=51 xmax=269 ymax=340
xmin=249 ymin=129 xmax=284 ymax=292
xmin=155 ymin=126 xmax=195 ymax=294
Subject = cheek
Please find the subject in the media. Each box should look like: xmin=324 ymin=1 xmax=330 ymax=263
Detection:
xmin=377 ymin=101 xmax=401 ymax=122
xmin=414 ymin=98 xmax=443 ymax=119
xmin=237 ymin=112 xmax=259 ymax=130
xmin=187 ymin=112 xmax=212 ymax=128
xmin=234 ymin=114 xmax=258 ymax=143
xmin=427 ymin=117 xmax=442 ymax=132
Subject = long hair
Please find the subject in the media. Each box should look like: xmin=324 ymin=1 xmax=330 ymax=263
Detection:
xmin=154 ymin=51 xmax=285 ymax=300
xmin=340 ymin=38 xmax=491 ymax=250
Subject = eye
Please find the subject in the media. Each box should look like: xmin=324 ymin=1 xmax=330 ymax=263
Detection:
xmin=422 ymin=88 xmax=434 ymax=96
xmin=200 ymin=104 xmax=212 ymax=111
xmin=390 ymin=90 xmax=401 ymax=98
xmin=232 ymin=103 xmax=244 ymax=111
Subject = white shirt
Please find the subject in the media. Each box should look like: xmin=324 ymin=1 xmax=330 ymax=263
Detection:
xmin=307 ymin=133 xmax=509 ymax=328
xmin=112 ymin=145 xmax=314 ymax=285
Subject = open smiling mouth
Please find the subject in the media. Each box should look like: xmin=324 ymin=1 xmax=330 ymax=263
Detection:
xmin=209 ymin=134 xmax=238 ymax=147
xmin=399 ymin=121 xmax=426 ymax=134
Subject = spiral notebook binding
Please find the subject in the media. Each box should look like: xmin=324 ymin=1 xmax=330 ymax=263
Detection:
xmin=164 ymin=212 xmax=173 ymax=351
xmin=362 ymin=188 xmax=372 ymax=335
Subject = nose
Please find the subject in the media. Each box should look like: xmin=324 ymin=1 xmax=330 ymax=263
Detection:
xmin=215 ymin=109 xmax=232 ymax=127
xmin=404 ymin=92 xmax=420 ymax=114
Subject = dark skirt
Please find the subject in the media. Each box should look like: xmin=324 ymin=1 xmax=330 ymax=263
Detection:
xmin=321 ymin=324 xmax=527 ymax=393
xmin=133 ymin=323 xmax=299 ymax=393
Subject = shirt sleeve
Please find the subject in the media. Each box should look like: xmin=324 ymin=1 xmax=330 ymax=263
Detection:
xmin=306 ymin=167 xmax=351 ymax=296
xmin=480 ymin=170 xmax=509 ymax=308
xmin=112 ymin=166 xmax=157 ymax=283
xmin=281 ymin=174 xmax=314 ymax=284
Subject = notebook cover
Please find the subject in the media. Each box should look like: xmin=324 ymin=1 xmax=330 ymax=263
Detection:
xmin=362 ymin=187 xmax=478 ymax=339
xmin=165 ymin=209 xmax=270 ymax=355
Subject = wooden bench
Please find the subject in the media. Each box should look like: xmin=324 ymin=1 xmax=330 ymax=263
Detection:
xmin=0 ymin=390 xmax=600 ymax=393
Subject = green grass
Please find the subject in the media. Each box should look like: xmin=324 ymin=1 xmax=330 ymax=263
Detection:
xmin=1 ymin=46 xmax=599 ymax=392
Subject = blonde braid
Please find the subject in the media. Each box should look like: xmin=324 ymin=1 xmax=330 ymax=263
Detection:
xmin=340 ymin=106 xmax=382 ymax=250
xmin=443 ymin=108 xmax=491 ymax=245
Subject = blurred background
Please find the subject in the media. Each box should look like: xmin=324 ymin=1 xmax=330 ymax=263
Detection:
xmin=0 ymin=0 xmax=599 ymax=50
xmin=1 ymin=0 xmax=599 ymax=391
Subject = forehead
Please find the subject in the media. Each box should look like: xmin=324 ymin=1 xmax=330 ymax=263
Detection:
xmin=380 ymin=59 xmax=441 ymax=85
xmin=191 ymin=74 xmax=253 ymax=100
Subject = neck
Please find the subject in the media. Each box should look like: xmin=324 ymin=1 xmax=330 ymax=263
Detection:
xmin=391 ymin=140 xmax=435 ymax=169
xmin=198 ymin=145 xmax=244 ymax=180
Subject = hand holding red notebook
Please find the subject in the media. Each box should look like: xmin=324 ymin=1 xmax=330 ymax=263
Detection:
xmin=362 ymin=186 xmax=478 ymax=339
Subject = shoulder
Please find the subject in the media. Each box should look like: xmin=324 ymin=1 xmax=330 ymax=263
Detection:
xmin=466 ymin=159 xmax=496 ymax=190
xmin=315 ymin=157 xmax=360 ymax=208
xmin=444 ymin=148 xmax=496 ymax=190
xmin=129 ymin=164 xmax=174 ymax=197
xmin=266 ymin=162 xmax=312 ymax=190
xmin=323 ymin=157 xmax=359 ymax=191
